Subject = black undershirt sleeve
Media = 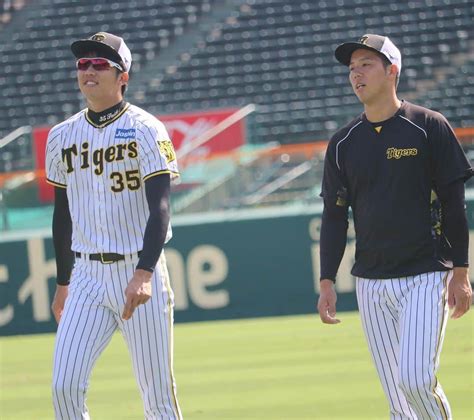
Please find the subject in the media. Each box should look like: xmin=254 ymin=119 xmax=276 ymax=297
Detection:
xmin=436 ymin=179 xmax=469 ymax=267
xmin=52 ymin=187 xmax=74 ymax=285
xmin=319 ymin=199 xmax=349 ymax=282
xmin=136 ymin=174 xmax=171 ymax=273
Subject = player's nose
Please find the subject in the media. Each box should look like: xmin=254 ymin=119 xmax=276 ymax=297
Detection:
xmin=84 ymin=67 xmax=97 ymax=76
xmin=79 ymin=63 xmax=97 ymax=75
xmin=351 ymin=70 xmax=362 ymax=82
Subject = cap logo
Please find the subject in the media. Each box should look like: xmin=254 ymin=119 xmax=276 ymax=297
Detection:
xmin=91 ymin=33 xmax=106 ymax=42
xmin=359 ymin=35 xmax=369 ymax=45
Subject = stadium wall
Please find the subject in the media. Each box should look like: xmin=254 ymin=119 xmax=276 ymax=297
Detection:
xmin=2 ymin=204 xmax=474 ymax=336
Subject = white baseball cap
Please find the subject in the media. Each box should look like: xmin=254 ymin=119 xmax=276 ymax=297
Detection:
xmin=71 ymin=32 xmax=132 ymax=72
xmin=335 ymin=34 xmax=402 ymax=73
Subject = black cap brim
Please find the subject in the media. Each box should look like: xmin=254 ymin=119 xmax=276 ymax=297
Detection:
xmin=71 ymin=40 xmax=123 ymax=68
xmin=334 ymin=43 xmax=381 ymax=66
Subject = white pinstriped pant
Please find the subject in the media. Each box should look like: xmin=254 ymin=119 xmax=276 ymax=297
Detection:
xmin=52 ymin=254 xmax=182 ymax=420
xmin=356 ymin=272 xmax=452 ymax=420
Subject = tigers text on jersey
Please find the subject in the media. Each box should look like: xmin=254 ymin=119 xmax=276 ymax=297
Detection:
xmin=45 ymin=103 xmax=179 ymax=255
xmin=321 ymin=100 xmax=473 ymax=279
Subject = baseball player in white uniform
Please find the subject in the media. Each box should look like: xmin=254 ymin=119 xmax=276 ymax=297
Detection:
xmin=318 ymin=34 xmax=473 ymax=419
xmin=46 ymin=32 xmax=182 ymax=419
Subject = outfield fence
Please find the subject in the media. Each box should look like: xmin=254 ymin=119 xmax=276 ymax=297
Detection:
xmin=2 ymin=203 xmax=474 ymax=336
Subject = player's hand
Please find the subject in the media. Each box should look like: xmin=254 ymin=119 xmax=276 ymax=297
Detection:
xmin=51 ymin=285 xmax=69 ymax=323
xmin=317 ymin=279 xmax=341 ymax=324
xmin=448 ymin=267 xmax=472 ymax=319
xmin=122 ymin=269 xmax=153 ymax=320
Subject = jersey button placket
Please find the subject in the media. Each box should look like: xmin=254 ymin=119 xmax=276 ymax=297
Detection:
xmin=92 ymin=158 xmax=108 ymax=247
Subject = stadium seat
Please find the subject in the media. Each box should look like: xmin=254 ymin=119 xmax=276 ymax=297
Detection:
xmin=0 ymin=0 xmax=473 ymax=172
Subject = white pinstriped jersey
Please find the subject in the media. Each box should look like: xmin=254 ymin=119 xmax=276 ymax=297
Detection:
xmin=45 ymin=104 xmax=179 ymax=255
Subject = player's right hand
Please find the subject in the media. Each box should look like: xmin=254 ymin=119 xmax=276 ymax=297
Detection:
xmin=51 ymin=285 xmax=69 ymax=323
xmin=317 ymin=279 xmax=341 ymax=324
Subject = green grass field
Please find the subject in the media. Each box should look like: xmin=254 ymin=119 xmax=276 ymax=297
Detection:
xmin=1 ymin=311 xmax=473 ymax=419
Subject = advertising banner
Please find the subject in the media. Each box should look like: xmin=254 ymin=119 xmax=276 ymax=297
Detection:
xmin=0 ymin=212 xmax=337 ymax=335
xmin=2 ymin=209 xmax=474 ymax=336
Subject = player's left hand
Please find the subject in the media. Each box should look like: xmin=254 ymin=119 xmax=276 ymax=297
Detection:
xmin=122 ymin=269 xmax=153 ymax=320
xmin=448 ymin=267 xmax=472 ymax=319
xmin=317 ymin=279 xmax=341 ymax=324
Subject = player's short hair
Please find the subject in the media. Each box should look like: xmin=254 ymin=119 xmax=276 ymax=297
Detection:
xmin=380 ymin=54 xmax=400 ymax=89
xmin=114 ymin=68 xmax=128 ymax=95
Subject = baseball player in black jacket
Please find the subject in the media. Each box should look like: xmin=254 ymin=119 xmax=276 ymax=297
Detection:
xmin=318 ymin=34 xmax=473 ymax=419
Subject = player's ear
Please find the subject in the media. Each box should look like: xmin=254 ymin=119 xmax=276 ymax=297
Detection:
xmin=120 ymin=72 xmax=129 ymax=85
xmin=389 ymin=64 xmax=400 ymax=89
xmin=389 ymin=64 xmax=399 ymax=77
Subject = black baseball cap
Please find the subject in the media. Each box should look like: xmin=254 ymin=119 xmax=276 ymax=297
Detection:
xmin=71 ymin=32 xmax=132 ymax=72
xmin=335 ymin=34 xmax=402 ymax=72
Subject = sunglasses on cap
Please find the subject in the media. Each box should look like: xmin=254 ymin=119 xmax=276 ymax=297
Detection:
xmin=76 ymin=57 xmax=123 ymax=72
